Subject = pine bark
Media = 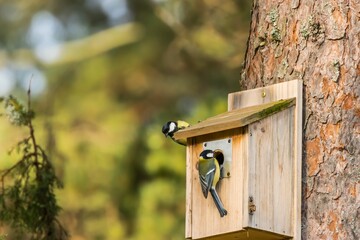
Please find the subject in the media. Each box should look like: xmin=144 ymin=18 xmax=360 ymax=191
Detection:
xmin=241 ymin=0 xmax=360 ymax=239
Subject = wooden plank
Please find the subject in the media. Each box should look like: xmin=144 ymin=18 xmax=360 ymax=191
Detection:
xmin=241 ymin=128 xmax=250 ymax=230
xmin=229 ymin=80 xmax=303 ymax=240
xmin=294 ymin=81 xmax=303 ymax=240
xmin=248 ymin=118 xmax=273 ymax=233
xmin=185 ymin=138 xmax=194 ymax=239
xmin=246 ymin=109 xmax=294 ymax=236
xmin=193 ymin=228 xmax=290 ymax=240
xmin=228 ymin=80 xmax=300 ymax=111
xmin=274 ymin=107 xmax=295 ymax=235
xmin=174 ymin=98 xmax=295 ymax=140
xmin=190 ymin=129 xmax=246 ymax=239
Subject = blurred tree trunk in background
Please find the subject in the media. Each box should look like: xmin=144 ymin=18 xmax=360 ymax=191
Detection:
xmin=241 ymin=0 xmax=359 ymax=239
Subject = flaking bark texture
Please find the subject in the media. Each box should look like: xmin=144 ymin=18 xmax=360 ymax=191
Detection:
xmin=241 ymin=0 xmax=360 ymax=239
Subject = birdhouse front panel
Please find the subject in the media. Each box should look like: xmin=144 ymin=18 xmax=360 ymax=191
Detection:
xmin=189 ymin=128 xmax=248 ymax=239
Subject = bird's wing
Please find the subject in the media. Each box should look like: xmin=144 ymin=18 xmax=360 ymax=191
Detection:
xmin=199 ymin=159 xmax=216 ymax=198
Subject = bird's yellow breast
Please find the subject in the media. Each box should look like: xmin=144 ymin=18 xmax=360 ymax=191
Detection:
xmin=212 ymin=159 xmax=220 ymax=187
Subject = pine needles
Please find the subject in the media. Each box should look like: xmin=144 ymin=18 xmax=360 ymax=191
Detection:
xmin=0 ymin=84 xmax=68 ymax=239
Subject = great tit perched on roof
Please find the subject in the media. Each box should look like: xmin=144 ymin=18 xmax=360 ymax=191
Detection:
xmin=162 ymin=120 xmax=190 ymax=146
xmin=198 ymin=149 xmax=227 ymax=217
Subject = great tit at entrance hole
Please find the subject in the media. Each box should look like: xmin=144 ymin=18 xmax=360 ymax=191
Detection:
xmin=162 ymin=120 xmax=190 ymax=146
xmin=198 ymin=149 xmax=227 ymax=217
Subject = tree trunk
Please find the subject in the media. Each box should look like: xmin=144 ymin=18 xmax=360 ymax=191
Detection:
xmin=241 ymin=0 xmax=360 ymax=239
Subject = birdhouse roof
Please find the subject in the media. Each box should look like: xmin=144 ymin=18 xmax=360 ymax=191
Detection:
xmin=174 ymin=98 xmax=295 ymax=140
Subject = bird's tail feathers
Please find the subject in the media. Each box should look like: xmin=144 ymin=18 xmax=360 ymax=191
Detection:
xmin=210 ymin=187 xmax=227 ymax=217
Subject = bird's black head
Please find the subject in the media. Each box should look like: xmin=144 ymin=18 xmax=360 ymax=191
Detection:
xmin=199 ymin=149 xmax=214 ymax=159
xmin=162 ymin=121 xmax=177 ymax=137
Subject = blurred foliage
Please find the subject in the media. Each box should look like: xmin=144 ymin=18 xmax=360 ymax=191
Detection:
xmin=0 ymin=94 xmax=67 ymax=239
xmin=0 ymin=0 xmax=252 ymax=239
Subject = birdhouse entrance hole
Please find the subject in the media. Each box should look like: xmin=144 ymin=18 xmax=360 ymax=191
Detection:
xmin=203 ymin=138 xmax=232 ymax=178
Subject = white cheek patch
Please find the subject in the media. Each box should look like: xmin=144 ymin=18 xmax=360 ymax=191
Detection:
xmin=206 ymin=152 xmax=214 ymax=158
xmin=169 ymin=122 xmax=176 ymax=133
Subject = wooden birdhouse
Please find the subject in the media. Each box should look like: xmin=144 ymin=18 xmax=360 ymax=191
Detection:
xmin=174 ymin=80 xmax=303 ymax=240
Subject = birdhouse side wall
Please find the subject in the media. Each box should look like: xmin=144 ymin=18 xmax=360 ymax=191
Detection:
xmin=246 ymin=107 xmax=295 ymax=236
xmin=187 ymin=128 xmax=249 ymax=239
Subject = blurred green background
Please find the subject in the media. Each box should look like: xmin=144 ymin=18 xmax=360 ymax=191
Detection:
xmin=0 ymin=1 xmax=251 ymax=239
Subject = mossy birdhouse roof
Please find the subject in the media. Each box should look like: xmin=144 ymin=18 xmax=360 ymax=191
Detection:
xmin=174 ymin=98 xmax=295 ymax=140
